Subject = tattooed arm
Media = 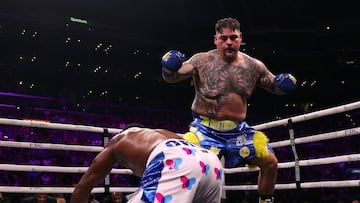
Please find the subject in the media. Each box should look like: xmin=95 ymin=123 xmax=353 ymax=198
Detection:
xmin=163 ymin=50 xmax=217 ymax=83
xmin=253 ymin=58 xmax=286 ymax=95
xmin=162 ymin=56 xmax=197 ymax=83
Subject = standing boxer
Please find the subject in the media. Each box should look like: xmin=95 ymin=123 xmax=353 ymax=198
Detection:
xmin=161 ymin=17 xmax=297 ymax=203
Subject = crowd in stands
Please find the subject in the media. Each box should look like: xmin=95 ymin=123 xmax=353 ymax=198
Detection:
xmin=0 ymin=96 xmax=359 ymax=202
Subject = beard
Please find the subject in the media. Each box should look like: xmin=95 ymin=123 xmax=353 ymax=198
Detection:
xmin=223 ymin=48 xmax=237 ymax=62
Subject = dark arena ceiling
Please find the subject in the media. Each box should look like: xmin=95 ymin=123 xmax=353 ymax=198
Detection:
xmin=0 ymin=0 xmax=359 ymax=119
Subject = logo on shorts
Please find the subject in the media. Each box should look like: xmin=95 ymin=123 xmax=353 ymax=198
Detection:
xmin=180 ymin=175 xmax=196 ymax=190
xmin=166 ymin=158 xmax=182 ymax=170
xmin=214 ymin=167 xmax=223 ymax=180
xmin=239 ymin=146 xmax=250 ymax=158
xmin=156 ymin=192 xmax=173 ymax=203
xmin=199 ymin=161 xmax=210 ymax=175
xmin=182 ymin=147 xmax=197 ymax=156
xmin=236 ymin=134 xmax=252 ymax=146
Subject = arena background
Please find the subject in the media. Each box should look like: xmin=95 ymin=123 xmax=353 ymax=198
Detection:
xmin=0 ymin=0 xmax=359 ymax=202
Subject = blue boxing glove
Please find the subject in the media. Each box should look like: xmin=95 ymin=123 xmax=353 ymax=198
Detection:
xmin=274 ymin=73 xmax=297 ymax=94
xmin=161 ymin=50 xmax=186 ymax=78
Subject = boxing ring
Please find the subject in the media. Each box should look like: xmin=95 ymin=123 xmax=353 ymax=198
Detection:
xmin=0 ymin=101 xmax=359 ymax=198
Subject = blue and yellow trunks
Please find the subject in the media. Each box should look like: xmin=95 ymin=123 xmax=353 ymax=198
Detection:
xmin=183 ymin=113 xmax=274 ymax=168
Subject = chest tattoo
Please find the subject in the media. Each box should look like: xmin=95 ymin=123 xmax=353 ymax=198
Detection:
xmin=194 ymin=55 xmax=259 ymax=115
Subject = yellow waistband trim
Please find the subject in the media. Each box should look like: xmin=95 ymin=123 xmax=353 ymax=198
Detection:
xmin=199 ymin=115 xmax=238 ymax=131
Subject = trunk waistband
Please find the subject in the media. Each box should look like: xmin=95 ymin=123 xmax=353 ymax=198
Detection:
xmin=147 ymin=139 xmax=195 ymax=166
xmin=193 ymin=113 xmax=239 ymax=131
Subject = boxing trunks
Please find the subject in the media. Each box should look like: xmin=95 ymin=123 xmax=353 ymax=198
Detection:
xmin=183 ymin=113 xmax=274 ymax=168
xmin=127 ymin=138 xmax=224 ymax=203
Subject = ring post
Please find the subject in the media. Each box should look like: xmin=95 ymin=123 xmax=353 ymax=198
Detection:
xmin=103 ymin=128 xmax=110 ymax=194
xmin=287 ymin=119 xmax=301 ymax=189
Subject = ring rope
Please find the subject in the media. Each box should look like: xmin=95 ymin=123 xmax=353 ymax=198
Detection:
xmin=0 ymin=127 xmax=357 ymax=154
xmin=253 ymin=100 xmax=360 ymax=130
xmin=0 ymin=140 xmax=103 ymax=152
xmin=224 ymin=153 xmax=360 ymax=173
xmin=0 ymin=101 xmax=358 ymax=133
xmin=0 ymin=100 xmax=359 ymax=194
xmin=0 ymin=179 xmax=359 ymax=194
xmin=270 ymin=127 xmax=359 ymax=148
xmin=0 ymin=186 xmax=138 ymax=194
xmin=224 ymin=180 xmax=360 ymax=191
xmin=0 ymin=118 xmax=121 ymax=134
xmin=1 ymin=153 xmax=359 ymax=174
xmin=0 ymin=164 xmax=134 ymax=174
xmin=0 ymin=125 xmax=357 ymax=174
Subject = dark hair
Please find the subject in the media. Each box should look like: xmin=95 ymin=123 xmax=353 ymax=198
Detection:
xmin=215 ymin=17 xmax=241 ymax=34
